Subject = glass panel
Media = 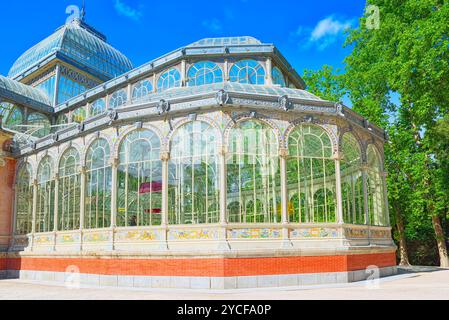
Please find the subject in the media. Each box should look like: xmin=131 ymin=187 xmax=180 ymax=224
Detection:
xmin=0 ymin=103 xmax=23 ymax=131
xmin=287 ymin=125 xmax=336 ymax=224
xmin=35 ymin=75 xmax=56 ymax=103
xmin=341 ymin=133 xmax=365 ymax=225
xmin=110 ymin=89 xmax=127 ymax=108
xmin=117 ymin=130 xmax=162 ymax=227
xmin=90 ymin=98 xmax=106 ymax=117
xmin=72 ymin=107 xmax=86 ymax=123
xmin=187 ymin=61 xmax=223 ymax=86
xmin=272 ymin=67 xmax=286 ymax=87
xmin=58 ymin=148 xmax=81 ymax=231
xmin=227 ymin=120 xmax=280 ymax=223
xmin=15 ymin=164 xmax=33 ymax=235
xmin=229 ymin=60 xmax=265 ymax=85
xmin=169 ymin=121 xmax=220 ymax=225
xmin=36 ymin=157 xmax=54 ymax=233
xmin=157 ymin=69 xmax=181 ymax=92
xmin=28 ymin=113 xmax=51 ymax=138
xmin=132 ymin=79 xmax=153 ymax=101
xmin=57 ymin=75 xmax=87 ymax=105
xmin=85 ymin=139 xmax=112 ymax=229
xmin=367 ymin=145 xmax=387 ymax=226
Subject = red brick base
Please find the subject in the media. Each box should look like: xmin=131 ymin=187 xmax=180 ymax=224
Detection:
xmin=0 ymin=252 xmax=396 ymax=277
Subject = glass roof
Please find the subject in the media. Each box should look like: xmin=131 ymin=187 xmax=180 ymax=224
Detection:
xmin=8 ymin=19 xmax=133 ymax=80
xmin=187 ymin=37 xmax=263 ymax=47
xmin=133 ymin=82 xmax=324 ymax=104
xmin=0 ymin=75 xmax=51 ymax=106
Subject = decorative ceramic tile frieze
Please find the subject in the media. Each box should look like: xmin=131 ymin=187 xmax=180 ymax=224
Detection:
xmin=57 ymin=233 xmax=80 ymax=244
xmin=344 ymin=228 xmax=369 ymax=239
xmin=290 ymin=228 xmax=339 ymax=239
xmin=116 ymin=230 xmax=162 ymax=242
xmin=83 ymin=232 xmax=110 ymax=243
xmin=168 ymin=229 xmax=219 ymax=240
xmin=34 ymin=235 xmax=53 ymax=245
xmin=370 ymin=229 xmax=391 ymax=239
xmin=227 ymin=228 xmax=282 ymax=239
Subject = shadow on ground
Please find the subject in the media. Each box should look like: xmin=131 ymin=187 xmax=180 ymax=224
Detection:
xmin=397 ymin=265 xmax=446 ymax=274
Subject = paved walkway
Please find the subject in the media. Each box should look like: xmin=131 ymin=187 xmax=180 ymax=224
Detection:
xmin=0 ymin=267 xmax=448 ymax=300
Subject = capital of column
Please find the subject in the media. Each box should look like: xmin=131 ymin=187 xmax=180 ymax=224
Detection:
xmin=279 ymin=148 xmax=289 ymax=159
xmin=160 ymin=151 xmax=171 ymax=162
xmin=333 ymin=152 xmax=344 ymax=161
xmin=110 ymin=158 xmax=119 ymax=168
xmin=217 ymin=145 xmax=228 ymax=157
xmin=79 ymin=166 xmax=87 ymax=175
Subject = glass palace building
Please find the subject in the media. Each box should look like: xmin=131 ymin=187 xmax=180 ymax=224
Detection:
xmin=0 ymin=17 xmax=397 ymax=289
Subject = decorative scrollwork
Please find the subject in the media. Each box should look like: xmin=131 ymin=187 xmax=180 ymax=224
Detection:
xmin=108 ymin=110 xmax=119 ymax=122
xmin=279 ymin=95 xmax=292 ymax=111
xmin=157 ymin=99 xmax=170 ymax=115
xmin=335 ymin=102 xmax=344 ymax=116
xmin=216 ymin=90 xmax=230 ymax=106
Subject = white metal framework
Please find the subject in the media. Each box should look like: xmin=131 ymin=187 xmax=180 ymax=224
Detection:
xmin=169 ymin=121 xmax=220 ymax=225
xmin=117 ymin=130 xmax=162 ymax=227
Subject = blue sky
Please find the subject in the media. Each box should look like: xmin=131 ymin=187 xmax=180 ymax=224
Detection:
xmin=0 ymin=0 xmax=367 ymax=78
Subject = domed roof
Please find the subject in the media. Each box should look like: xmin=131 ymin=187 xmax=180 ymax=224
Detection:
xmin=8 ymin=19 xmax=133 ymax=81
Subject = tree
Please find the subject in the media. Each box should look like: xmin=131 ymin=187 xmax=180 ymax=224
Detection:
xmin=303 ymin=0 xmax=449 ymax=267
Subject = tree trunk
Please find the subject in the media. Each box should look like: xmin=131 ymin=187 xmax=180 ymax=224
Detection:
xmin=409 ymin=116 xmax=449 ymax=268
xmin=395 ymin=205 xmax=410 ymax=266
xmin=432 ymin=215 xmax=449 ymax=268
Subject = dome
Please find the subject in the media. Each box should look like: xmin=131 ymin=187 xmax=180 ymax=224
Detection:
xmin=8 ymin=19 xmax=133 ymax=81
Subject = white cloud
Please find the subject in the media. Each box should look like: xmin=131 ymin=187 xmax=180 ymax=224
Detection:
xmin=114 ymin=0 xmax=143 ymax=21
xmin=310 ymin=16 xmax=353 ymax=41
xmin=293 ymin=16 xmax=355 ymax=51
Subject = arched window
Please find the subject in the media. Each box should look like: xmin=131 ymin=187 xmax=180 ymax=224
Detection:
xmin=72 ymin=107 xmax=86 ymax=123
xmin=341 ymin=133 xmax=365 ymax=224
xmin=229 ymin=60 xmax=265 ymax=85
xmin=157 ymin=69 xmax=181 ymax=92
xmin=287 ymin=125 xmax=336 ymax=223
xmin=227 ymin=120 xmax=280 ymax=223
xmin=367 ymin=145 xmax=387 ymax=226
xmin=36 ymin=157 xmax=55 ymax=233
xmin=6 ymin=108 xmax=23 ymax=129
xmin=90 ymin=98 xmax=106 ymax=117
xmin=169 ymin=121 xmax=220 ymax=225
xmin=272 ymin=67 xmax=286 ymax=87
xmin=56 ymin=114 xmax=69 ymax=126
xmin=187 ymin=61 xmax=223 ymax=86
xmin=85 ymin=139 xmax=112 ymax=229
xmin=117 ymin=130 xmax=162 ymax=227
xmin=58 ymin=148 xmax=81 ymax=231
xmin=28 ymin=113 xmax=51 ymax=138
xmin=132 ymin=79 xmax=153 ymax=101
xmin=0 ymin=103 xmax=23 ymax=130
xmin=110 ymin=89 xmax=128 ymax=108
xmin=15 ymin=164 xmax=33 ymax=235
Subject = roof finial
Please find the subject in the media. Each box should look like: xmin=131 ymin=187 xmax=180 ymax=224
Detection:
xmin=80 ymin=0 xmax=86 ymax=21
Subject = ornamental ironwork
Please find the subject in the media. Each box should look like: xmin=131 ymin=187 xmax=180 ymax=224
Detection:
xmin=157 ymin=99 xmax=170 ymax=115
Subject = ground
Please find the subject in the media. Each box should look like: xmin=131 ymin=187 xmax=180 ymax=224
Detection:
xmin=0 ymin=267 xmax=447 ymax=300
